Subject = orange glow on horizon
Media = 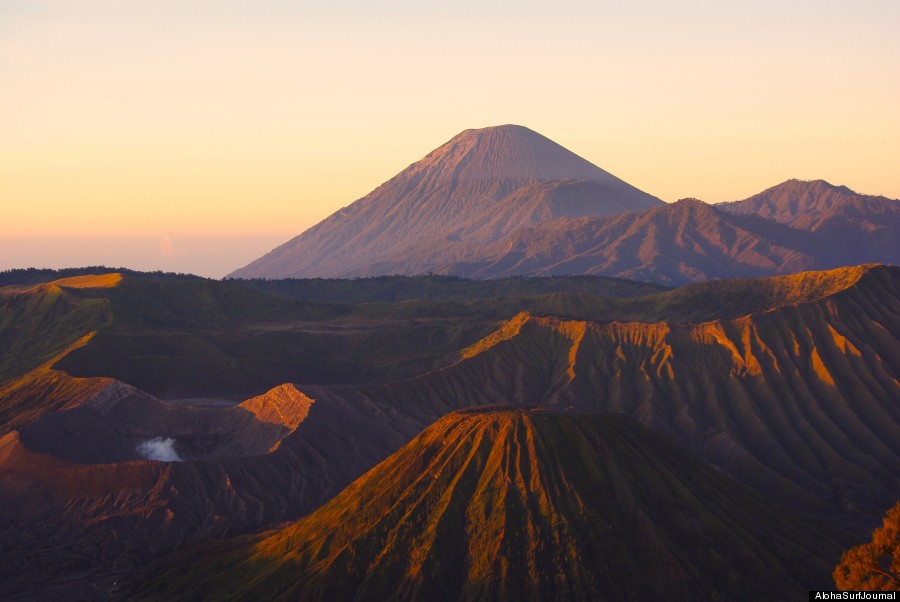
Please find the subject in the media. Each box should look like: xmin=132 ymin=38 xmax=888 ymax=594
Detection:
xmin=2 ymin=0 xmax=899 ymax=275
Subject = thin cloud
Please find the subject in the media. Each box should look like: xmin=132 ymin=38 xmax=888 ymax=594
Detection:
xmin=159 ymin=231 xmax=181 ymax=257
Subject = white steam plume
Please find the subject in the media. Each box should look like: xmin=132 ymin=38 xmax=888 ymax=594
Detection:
xmin=137 ymin=437 xmax=182 ymax=462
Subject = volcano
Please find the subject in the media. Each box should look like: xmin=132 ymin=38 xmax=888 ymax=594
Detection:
xmin=132 ymin=408 xmax=848 ymax=601
xmin=229 ymin=125 xmax=663 ymax=279
xmin=230 ymin=129 xmax=898 ymax=284
xmin=3 ymin=266 xmax=898 ymax=598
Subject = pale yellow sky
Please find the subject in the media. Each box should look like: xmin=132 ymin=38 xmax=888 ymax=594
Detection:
xmin=1 ymin=0 xmax=898 ymax=277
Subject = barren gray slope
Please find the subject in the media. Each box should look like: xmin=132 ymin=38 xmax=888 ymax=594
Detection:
xmin=229 ymin=125 xmax=662 ymax=279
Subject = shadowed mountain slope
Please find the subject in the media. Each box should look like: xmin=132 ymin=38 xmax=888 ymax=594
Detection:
xmin=0 ymin=276 xmax=115 ymax=382
xmin=346 ymin=265 xmax=900 ymax=519
xmin=0 ymin=381 xmax=422 ymax=600
xmin=594 ymin=263 xmax=877 ymax=322
xmin=230 ymin=272 xmax=666 ymax=304
xmin=719 ymin=179 xmax=898 ymax=228
xmin=17 ymin=383 xmax=314 ymax=464
xmin=1 ymin=266 xmax=898 ymax=598
xmin=0 ymin=335 xmax=115 ymax=434
xmin=229 ymin=134 xmax=897 ymax=285
xmin=230 ymin=125 xmax=662 ymax=279
xmin=2 ymin=271 xmax=662 ymax=399
xmin=441 ymin=188 xmax=899 ymax=284
xmin=719 ymin=179 xmax=900 ymax=266
xmin=445 ymin=198 xmax=821 ymax=284
xmin=132 ymin=409 xmax=848 ymax=602
xmin=12 ymin=275 xmax=362 ymax=399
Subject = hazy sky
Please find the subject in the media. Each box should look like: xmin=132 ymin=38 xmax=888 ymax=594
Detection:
xmin=2 ymin=0 xmax=898 ymax=277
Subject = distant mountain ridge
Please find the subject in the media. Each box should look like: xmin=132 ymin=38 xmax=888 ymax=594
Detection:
xmin=430 ymin=183 xmax=899 ymax=284
xmin=2 ymin=265 xmax=898 ymax=597
xmin=445 ymin=198 xmax=821 ymax=284
xmin=718 ymin=179 xmax=900 ymax=267
xmin=718 ymin=178 xmax=897 ymax=227
xmin=231 ymin=126 xmax=898 ymax=283
xmin=229 ymin=125 xmax=663 ymax=279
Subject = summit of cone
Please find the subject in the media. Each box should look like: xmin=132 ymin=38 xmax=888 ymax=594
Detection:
xmin=406 ymin=124 xmax=625 ymax=183
xmin=229 ymin=125 xmax=663 ymax=279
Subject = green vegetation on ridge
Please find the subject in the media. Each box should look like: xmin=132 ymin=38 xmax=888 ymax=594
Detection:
xmin=3 ymin=266 xmax=888 ymax=398
xmin=0 ymin=283 xmax=112 ymax=382
xmin=230 ymin=272 xmax=666 ymax=303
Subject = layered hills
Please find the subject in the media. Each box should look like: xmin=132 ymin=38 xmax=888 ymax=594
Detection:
xmin=342 ymin=265 xmax=900 ymax=520
xmin=0 ymin=371 xmax=422 ymax=599
xmin=420 ymin=184 xmax=899 ymax=284
xmin=37 ymin=270 xmax=660 ymax=396
xmin=4 ymin=125 xmax=899 ymax=600
xmin=0 ymin=270 xmax=668 ymax=597
xmin=228 ymin=124 xmax=899 ymax=283
xmin=720 ymin=178 xmax=900 ymax=232
xmin=1 ymin=265 xmax=898 ymax=598
xmin=719 ymin=179 xmax=900 ymax=267
xmin=229 ymin=125 xmax=663 ymax=279
xmin=447 ymin=197 xmax=820 ymax=284
xmin=133 ymin=409 xmax=848 ymax=602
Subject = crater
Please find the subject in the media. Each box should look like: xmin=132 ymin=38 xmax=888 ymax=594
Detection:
xmin=17 ymin=382 xmax=313 ymax=464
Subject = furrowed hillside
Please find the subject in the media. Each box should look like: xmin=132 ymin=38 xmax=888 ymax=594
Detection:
xmin=131 ymin=409 xmax=849 ymax=602
xmin=1 ymin=266 xmax=898 ymax=597
xmin=348 ymin=265 xmax=900 ymax=520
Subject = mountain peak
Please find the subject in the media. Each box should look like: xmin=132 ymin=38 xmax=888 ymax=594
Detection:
xmin=455 ymin=123 xmax=537 ymax=136
xmin=670 ymin=197 xmax=709 ymax=207
xmin=229 ymin=126 xmax=662 ymax=279
xmin=663 ymin=197 xmax=720 ymax=217
xmin=412 ymin=124 xmax=616 ymax=184
xmin=719 ymin=178 xmax=897 ymax=226
xmin=772 ymin=178 xmax=851 ymax=195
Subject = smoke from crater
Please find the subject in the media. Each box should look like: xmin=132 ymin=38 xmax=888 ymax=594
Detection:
xmin=137 ymin=437 xmax=182 ymax=462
